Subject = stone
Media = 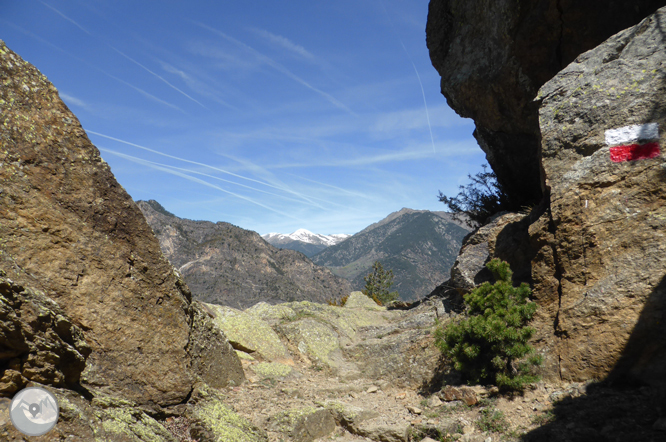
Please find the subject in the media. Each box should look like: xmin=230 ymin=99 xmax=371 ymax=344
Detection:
xmin=426 ymin=0 xmax=664 ymax=208
xmin=187 ymin=301 xmax=245 ymax=389
xmin=279 ymin=318 xmax=344 ymax=370
xmin=187 ymin=383 xmax=268 ymax=442
xmin=441 ymin=386 xmax=478 ymax=406
xmin=427 ymin=395 xmax=443 ymax=408
xmin=533 ymin=6 xmax=666 ymax=385
xmin=0 ymin=40 xmax=194 ymax=406
xmin=367 ymin=386 xmax=379 ymax=393
xmin=0 ymin=276 xmax=90 ymax=396
xmin=344 ymin=291 xmax=385 ymax=310
xmin=406 ymin=405 xmax=422 ymax=415
xmin=268 ymin=407 xmax=336 ymax=442
xmin=207 ymin=304 xmax=290 ymax=362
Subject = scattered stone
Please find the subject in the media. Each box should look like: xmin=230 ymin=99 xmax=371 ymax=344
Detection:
xmin=441 ymin=386 xmax=478 ymax=406
xmin=462 ymin=425 xmax=475 ymax=434
xmin=420 ymin=437 xmax=439 ymax=442
xmin=367 ymin=386 xmax=379 ymax=393
xmin=395 ymin=392 xmax=407 ymax=400
xmin=427 ymin=395 xmax=443 ymax=408
xmin=406 ymin=405 xmax=422 ymax=415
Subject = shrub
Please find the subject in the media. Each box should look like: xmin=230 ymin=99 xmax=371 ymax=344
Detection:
xmin=362 ymin=261 xmax=399 ymax=305
xmin=327 ymin=295 xmax=348 ymax=307
xmin=437 ymin=164 xmax=511 ymax=228
xmin=434 ymin=259 xmax=541 ymax=391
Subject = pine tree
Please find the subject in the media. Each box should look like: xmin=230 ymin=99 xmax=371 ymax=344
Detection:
xmin=434 ymin=259 xmax=541 ymax=391
xmin=362 ymin=261 xmax=399 ymax=305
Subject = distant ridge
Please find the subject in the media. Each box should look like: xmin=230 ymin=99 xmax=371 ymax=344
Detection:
xmin=138 ymin=200 xmax=352 ymax=309
xmin=311 ymin=208 xmax=470 ymax=301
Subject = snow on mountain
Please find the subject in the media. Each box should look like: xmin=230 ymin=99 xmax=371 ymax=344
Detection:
xmin=262 ymin=229 xmax=351 ymax=247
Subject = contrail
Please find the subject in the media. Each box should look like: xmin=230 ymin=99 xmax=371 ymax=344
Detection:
xmin=194 ymin=22 xmax=357 ymax=117
xmin=87 ymin=130 xmax=320 ymax=205
xmin=99 ymin=147 xmax=314 ymax=205
xmin=39 ymin=0 xmax=91 ymax=35
xmin=98 ymin=147 xmax=301 ymax=220
xmin=379 ymin=0 xmax=436 ymax=154
xmin=3 ymin=21 xmax=184 ymax=112
xmin=110 ymin=47 xmax=208 ymax=108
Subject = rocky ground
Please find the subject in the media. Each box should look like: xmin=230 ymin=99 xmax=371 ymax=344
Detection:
xmin=193 ymin=292 xmax=643 ymax=442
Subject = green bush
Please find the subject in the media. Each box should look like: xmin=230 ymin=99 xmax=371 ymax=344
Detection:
xmin=434 ymin=259 xmax=541 ymax=391
xmin=362 ymin=261 xmax=399 ymax=305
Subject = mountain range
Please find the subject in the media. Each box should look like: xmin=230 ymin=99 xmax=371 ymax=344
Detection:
xmin=137 ymin=200 xmax=352 ymax=309
xmin=262 ymin=229 xmax=351 ymax=257
xmin=311 ymin=208 xmax=471 ymax=301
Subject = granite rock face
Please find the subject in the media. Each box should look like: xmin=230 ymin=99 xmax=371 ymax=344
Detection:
xmin=427 ymin=7 xmax=666 ymax=386
xmin=0 ymin=273 xmax=91 ymax=395
xmin=0 ymin=41 xmax=196 ymax=406
xmin=533 ymin=8 xmax=666 ymax=384
xmin=426 ymin=0 xmax=665 ymax=208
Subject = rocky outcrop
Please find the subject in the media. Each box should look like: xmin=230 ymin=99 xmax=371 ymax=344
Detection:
xmin=426 ymin=0 xmax=665 ymax=208
xmin=208 ymin=292 xmax=443 ymax=388
xmin=0 ymin=40 xmax=263 ymax=440
xmin=0 ymin=273 xmax=90 ymax=395
xmin=427 ymin=5 xmax=666 ymax=387
xmin=138 ymin=200 xmax=352 ymax=309
xmin=533 ymin=7 xmax=666 ymax=384
xmin=0 ymin=40 xmax=195 ymax=407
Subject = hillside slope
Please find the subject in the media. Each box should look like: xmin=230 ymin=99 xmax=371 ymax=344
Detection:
xmin=138 ymin=200 xmax=352 ymax=308
xmin=311 ymin=208 xmax=470 ymax=301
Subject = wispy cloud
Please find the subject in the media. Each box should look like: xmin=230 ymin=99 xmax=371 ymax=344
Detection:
xmin=39 ymin=0 xmax=91 ymax=35
xmin=59 ymin=92 xmax=89 ymax=110
xmin=2 ymin=21 xmax=183 ymax=113
xmin=379 ymin=0 xmax=436 ymax=153
xmin=249 ymin=28 xmax=315 ymax=60
xmin=193 ymin=22 xmax=357 ymax=116
xmin=87 ymin=130 xmax=324 ymax=206
xmin=110 ymin=46 xmax=207 ymax=108
xmin=99 ymin=147 xmax=301 ymax=220
xmin=155 ymin=58 xmax=240 ymax=110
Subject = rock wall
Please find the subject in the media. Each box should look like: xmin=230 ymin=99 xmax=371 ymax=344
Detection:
xmin=427 ymin=4 xmax=666 ymax=386
xmin=0 ymin=41 xmax=192 ymax=407
xmin=426 ymin=0 xmax=666 ymax=208
xmin=534 ymin=8 xmax=666 ymax=384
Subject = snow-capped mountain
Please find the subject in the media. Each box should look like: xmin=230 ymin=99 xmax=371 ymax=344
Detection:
xmin=262 ymin=229 xmax=351 ymax=257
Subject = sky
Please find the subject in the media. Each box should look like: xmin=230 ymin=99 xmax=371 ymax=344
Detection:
xmin=1 ymin=0 xmax=485 ymax=236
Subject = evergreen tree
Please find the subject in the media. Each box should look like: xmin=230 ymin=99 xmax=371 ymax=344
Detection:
xmin=362 ymin=261 xmax=399 ymax=305
xmin=434 ymin=259 xmax=541 ymax=391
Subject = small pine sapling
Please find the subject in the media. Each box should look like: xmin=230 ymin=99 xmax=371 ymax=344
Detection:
xmin=434 ymin=259 xmax=542 ymax=391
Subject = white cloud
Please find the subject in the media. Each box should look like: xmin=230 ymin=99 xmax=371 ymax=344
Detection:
xmin=249 ymin=28 xmax=315 ymax=60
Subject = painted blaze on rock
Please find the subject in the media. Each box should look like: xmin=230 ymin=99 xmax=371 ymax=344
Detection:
xmin=605 ymin=123 xmax=661 ymax=162
xmin=534 ymin=7 xmax=666 ymax=384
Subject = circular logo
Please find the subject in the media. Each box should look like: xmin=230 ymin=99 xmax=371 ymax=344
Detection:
xmin=9 ymin=387 xmax=59 ymax=436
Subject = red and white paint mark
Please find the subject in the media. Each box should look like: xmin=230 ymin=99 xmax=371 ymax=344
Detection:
xmin=605 ymin=123 xmax=660 ymax=163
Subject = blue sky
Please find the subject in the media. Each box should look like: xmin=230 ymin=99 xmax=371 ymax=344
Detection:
xmin=2 ymin=0 xmax=484 ymax=235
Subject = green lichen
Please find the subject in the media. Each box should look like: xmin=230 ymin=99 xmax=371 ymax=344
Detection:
xmin=193 ymin=386 xmax=267 ymax=442
xmin=270 ymin=407 xmax=318 ymax=433
xmin=91 ymin=395 xmax=175 ymax=441
xmin=207 ymin=303 xmax=288 ymax=361
xmin=250 ymin=361 xmax=293 ymax=379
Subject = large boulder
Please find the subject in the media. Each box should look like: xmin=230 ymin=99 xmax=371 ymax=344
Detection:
xmin=532 ymin=7 xmax=666 ymax=384
xmin=0 ymin=40 xmax=194 ymax=406
xmin=426 ymin=0 xmax=665 ymax=208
